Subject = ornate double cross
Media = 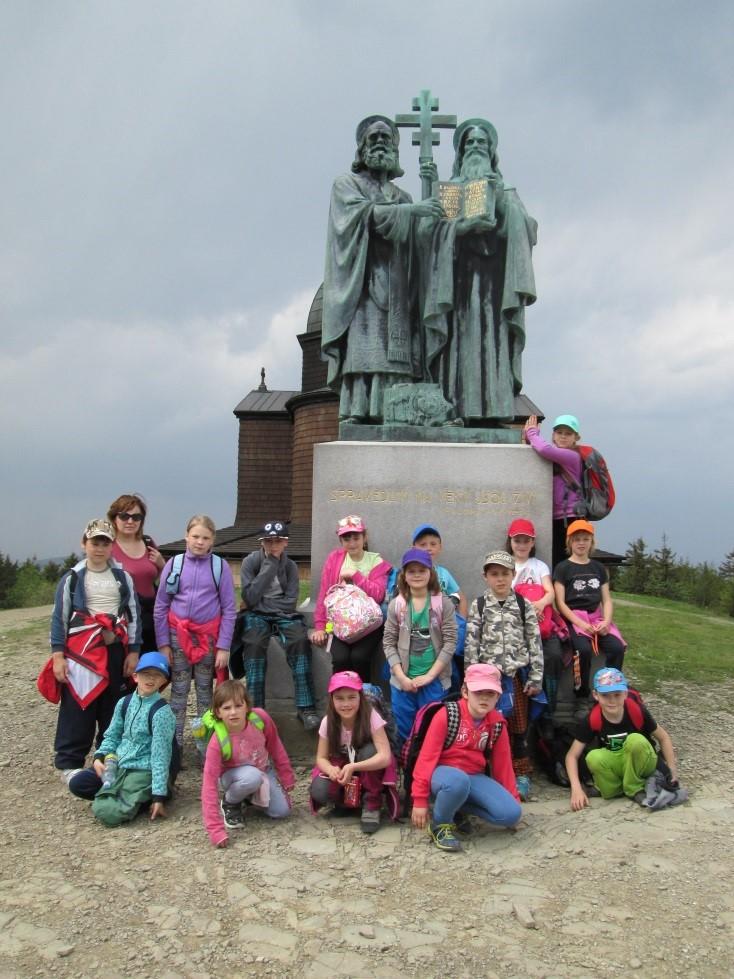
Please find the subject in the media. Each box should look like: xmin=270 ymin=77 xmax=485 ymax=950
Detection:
xmin=396 ymin=89 xmax=457 ymax=199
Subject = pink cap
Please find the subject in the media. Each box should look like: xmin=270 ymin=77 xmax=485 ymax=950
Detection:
xmin=328 ymin=670 xmax=363 ymax=693
xmin=464 ymin=663 xmax=503 ymax=695
xmin=508 ymin=518 xmax=536 ymax=538
xmin=336 ymin=514 xmax=366 ymax=536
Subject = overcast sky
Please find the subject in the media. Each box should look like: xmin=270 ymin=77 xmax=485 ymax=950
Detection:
xmin=2 ymin=1 xmax=732 ymax=566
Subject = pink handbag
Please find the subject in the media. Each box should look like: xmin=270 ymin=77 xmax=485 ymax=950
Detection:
xmin=325 ymin=583 xmax=383 ymax=642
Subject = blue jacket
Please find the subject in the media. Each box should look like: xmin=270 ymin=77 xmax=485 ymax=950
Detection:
xmin=49 ymin=559 xmax=141 ymax=653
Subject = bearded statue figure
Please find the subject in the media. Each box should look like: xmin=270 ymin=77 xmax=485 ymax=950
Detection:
xmin=419 ymin=118 xmax=538 ymax=424
xmin=321 ymin=115 xmax=443 ymax=425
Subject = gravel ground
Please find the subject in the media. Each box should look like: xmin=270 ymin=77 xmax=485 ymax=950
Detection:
xmin=1 ymin=608 xmax=733 ymax=979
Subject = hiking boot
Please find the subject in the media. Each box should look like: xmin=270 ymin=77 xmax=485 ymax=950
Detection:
xmin=428 ymin=822 xmax=463 ymax=852
xmin=553 ymin=762 xmax=571 ymax=788
xmin=298 ymin=708 xmax=321 ymax=732
xmin=360 ymin=807 xmax=381 ymax=834
xmin=584 ymin=783 xmax=601 ymax=798
xmin=220 ymin=798 xmax=245 ymax=829
xmin=516 ymin=775 xmax=531 ymax=801
xmin=632 ymin=790 xmax=647 ymax=807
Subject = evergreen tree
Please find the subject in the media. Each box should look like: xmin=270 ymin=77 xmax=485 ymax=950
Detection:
xmin=0 ymin=552 xmax=19 ymax=608
xmin=616 ymin=538 xmax=649 ymax=594
xmin=649 ymin=534 xmax=679 ymax=598
xmin=719 ymin=550 xmax=734 ymax=580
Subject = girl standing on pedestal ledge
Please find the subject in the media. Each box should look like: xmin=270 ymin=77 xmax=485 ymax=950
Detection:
xmin=311 ymin=515 xmax=390 ymax=683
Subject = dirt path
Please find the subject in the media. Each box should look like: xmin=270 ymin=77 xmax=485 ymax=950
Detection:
xmin=1 ymin=609 xmax=733 ymax=978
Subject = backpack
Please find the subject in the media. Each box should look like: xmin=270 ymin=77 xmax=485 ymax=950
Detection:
xmin=400 ymin=695 xmax=504 ymax=808
xmin=191 ymin=707 xmax=265 ymax=761
xmin=362 ymin=683 xmax=401 ymax=757
xmin=324 ymin=583 xmax=383 ymax=642
xmin=380 ymin=566 xmax=399 ymax=619
xmin=165 ymin=553 xmax=223 ymax=595
xmin=120 ymin=694 xmax=181 ymax=787
xmin=562 ymin=445 xmax=616 ymax=521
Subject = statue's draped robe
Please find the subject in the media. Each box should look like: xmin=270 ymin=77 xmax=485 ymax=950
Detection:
xmin=420 ymin=187 xmax=537 ymax=423
xmin=321 ymin=172 xmax=420 ymax=422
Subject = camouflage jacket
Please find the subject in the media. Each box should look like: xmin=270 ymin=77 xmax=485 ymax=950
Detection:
xmin=464 ymin=590 xmax=543 ymax=685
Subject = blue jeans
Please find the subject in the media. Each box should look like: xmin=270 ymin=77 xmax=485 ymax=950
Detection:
xmin=391 ymin=678 xmax=446 ymax=744
xmin=430 ymin=765 xmax=522 ymax=827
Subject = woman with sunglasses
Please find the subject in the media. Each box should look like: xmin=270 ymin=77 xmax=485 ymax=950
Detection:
xmin=312 ymin=515 xmax=391 ymax=683
xmin=107 ymin=493 xmax=165 ymax=652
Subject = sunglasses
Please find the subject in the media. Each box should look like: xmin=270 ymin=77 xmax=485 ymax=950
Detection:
xmin=117 ymin=513 xmax=143 ymax=523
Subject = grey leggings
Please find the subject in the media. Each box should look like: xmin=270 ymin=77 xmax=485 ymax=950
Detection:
xmin=169 ymin=634 xmax=214 ymax=745
xmin=221 ymin=766 xmax=290 ymax=818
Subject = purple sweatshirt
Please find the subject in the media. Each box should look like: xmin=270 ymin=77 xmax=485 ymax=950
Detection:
xmin=525 ymin=426 xmax=583 ymax=519
xmin=154 ymin=551 xmax=237 ymax=650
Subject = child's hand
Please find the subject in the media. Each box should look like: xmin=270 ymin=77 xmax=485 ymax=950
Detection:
xmin=412 ymin=674 xmax=436 ymax=690
xmin=52 ymin=652 xmax=68 ymax=683
xmin=327 ymin=764 xmax=342 ymax=781
xmin=150 ymin=802 xmax=166 ymax=820
xmin=336 ymin=763 xmax=356 ymax=785
xmin=411 ymin=806 xmax=428 ymax=829
xmin=123 ymin=652 xmax=139 ymax=677
xmin=397 ymin=674 xmax=418 ymax=693
xmin=214 ymin=649 xmax=229 ymax=672
xmin=523 ymin=682 xmax=542 ymax=697
xmin=93 ymin=758 xmax=105 ymax=778
xmin=310 ymin=630 xmax=328 ymax=646
xmin=339 ymin=570 xmax=355 ymax=583
xmin=570 ymin=787 xmax=589 ymax=812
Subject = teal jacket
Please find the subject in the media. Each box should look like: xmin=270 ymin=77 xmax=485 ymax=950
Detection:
xmin=96 ymin=692 xmax=175 ymax=799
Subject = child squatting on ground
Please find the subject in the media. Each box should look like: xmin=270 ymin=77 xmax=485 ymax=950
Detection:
xmin=310 ymin=671 xmax=398 ymax=834
xmin=49 ymin=518 xmax=141 ymax=796
xmin=201 ymin=679 xmax=295 ymax=847
xmin=565 ymin=668 xmax=678 ymax=811
xmin=154 ymin=515 xmax=237 ymax=746
xmin=382 ymin=547 xmax=458 ymax=744
xmin=410 ymin=663 xmax=522 ymax=852
xmin=463 ymin=550 xmax=544 ymax=801
xmin=91 ymin=652 xmax=176 ymax=826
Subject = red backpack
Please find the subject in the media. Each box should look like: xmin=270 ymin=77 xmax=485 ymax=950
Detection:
xmin=588 ymin=688 xmax=644 ymax=732
xmin=576 ymin=445 xmax=616 ymax=520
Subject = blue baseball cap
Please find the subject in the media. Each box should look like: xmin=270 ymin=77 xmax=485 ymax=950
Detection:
xmin=401 ymin=547 xmax=433 ymax=570
xmin=593 ymin=668 xmax=628 ymax=693
xmin=412 ymin=523 xmax=441 ymax=542
xmin=135 ymin=652 xmax=171 ymax=678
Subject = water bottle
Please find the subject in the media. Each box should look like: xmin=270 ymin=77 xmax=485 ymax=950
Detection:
xmin=101 ymin=753 xmax=118 ymax=789
xmin=190 ymin=716 xmax=207 ymax=758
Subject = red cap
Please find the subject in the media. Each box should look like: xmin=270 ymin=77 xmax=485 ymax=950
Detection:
xmin=507 ymin=518 xmax=536 ymax=538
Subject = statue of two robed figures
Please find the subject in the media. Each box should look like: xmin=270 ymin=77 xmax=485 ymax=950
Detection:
xmin=321 ymin=94 xmax=538 ymax=437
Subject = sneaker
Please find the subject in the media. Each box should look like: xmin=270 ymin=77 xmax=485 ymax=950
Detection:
xmin=429 ymin=822 xmax=463 ymax=852
xmin=632 ymin=790 xmax=647 ymax=807
xmin=516 ymin=775 xmax=531 ymax=801
xmin=553 ymin=762 xmax=571 ymax=788
xmin=360 ymin=807 xmax=381 ymax=834
xmin=220 ymin=798 xmax=245 ymax=829
xmin=584 ymin=782 xmax=601 ymax=798
xmin=61 ymin=768 xmax=83 ymax=787
xmin=298 ymin=708 xmax=321 ymax=732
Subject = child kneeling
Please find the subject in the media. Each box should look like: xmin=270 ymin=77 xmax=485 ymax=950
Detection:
xmin=92 ymin=652 xmax=176 ymax=826
xmin=565 ymin=668 xmax=678 ymax=811
xmin=410 ymin=663 xmax=522 ymax=852
xmin=310 ymin=671 xmax=399 ymax=834
xmin=202 ymin=679 xmax=294 ymax=847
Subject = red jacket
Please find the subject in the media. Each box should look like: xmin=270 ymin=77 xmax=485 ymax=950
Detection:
xmin=313 ymin=548 xmax=391 ymax=631
xmin=411 ymin=698 xmax=519 ymax=808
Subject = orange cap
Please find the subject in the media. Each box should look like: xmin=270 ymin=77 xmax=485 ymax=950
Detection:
xmin=566 ymin=519 xmax=594 ymax=539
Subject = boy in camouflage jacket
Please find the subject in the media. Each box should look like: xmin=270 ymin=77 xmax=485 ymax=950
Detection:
xmin=464 ymin=550 xmax=544 ymax=799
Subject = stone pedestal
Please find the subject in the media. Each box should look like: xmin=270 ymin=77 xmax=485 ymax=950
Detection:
xmin=310 ymin=440 xmax=552 ymax=608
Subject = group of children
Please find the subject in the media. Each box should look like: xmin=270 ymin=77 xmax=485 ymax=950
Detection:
xmin=44 ymin=413 xmax=683 ymax=848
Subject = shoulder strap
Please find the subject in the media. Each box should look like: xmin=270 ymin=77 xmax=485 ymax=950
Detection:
xmin=430 ymin=593 xmax=444 ymax=620
xmin=147 ymin=698 xmax=169 ymax=734
xmin=166 ymin=553 xmax=185 ymax=595
xmin=625 ymin=695 xmax=644 ymax=730
xmin=512 ymin=590 xmax=527 ymax=626
xmin=443 ymin=700 xmax=461 ymax=748
xmin=120 ymin=693 xmax=134 ymax=724
xmin=248 ymin=710 xmax=265 ymax=731
xmin=477 ymin=595 xmax=485 ymax=617
xmin=211 ymin=554 xmax=223 ymax=590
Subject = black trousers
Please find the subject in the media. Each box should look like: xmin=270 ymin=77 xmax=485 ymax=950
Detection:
xmin=54 ymin=642 xmax=127 ymax=769
xmin=329 ymin=626 xmax=384 ymax=684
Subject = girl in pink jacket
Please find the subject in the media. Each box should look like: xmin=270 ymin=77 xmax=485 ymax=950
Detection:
xmin=311 ymin=514 xmax=391 ymax=683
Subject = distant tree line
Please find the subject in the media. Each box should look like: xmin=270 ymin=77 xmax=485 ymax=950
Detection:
xmin=0 ymin=553 xmax=78 ymax=610
xmin=612 ymin=535 xmax=734 ymax=617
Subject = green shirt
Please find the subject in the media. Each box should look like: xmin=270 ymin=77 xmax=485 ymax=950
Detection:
xmin=407 ymin=599 xmax=435 ymax=678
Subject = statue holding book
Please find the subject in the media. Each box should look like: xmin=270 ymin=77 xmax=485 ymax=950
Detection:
xmin=420 ymin=118 xmax=538 ymax=423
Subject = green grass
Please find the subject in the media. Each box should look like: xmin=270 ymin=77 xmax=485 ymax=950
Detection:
xmin=612 ymin=591 xmax=732 ymax=692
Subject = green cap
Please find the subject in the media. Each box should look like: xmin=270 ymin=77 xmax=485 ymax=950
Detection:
xmin=552 ymin=414 xmax=580 ymax=434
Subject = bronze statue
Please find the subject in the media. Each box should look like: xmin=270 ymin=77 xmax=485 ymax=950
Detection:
xmin=420 ymin=118 xmax=538 ymax=424
xmin=321 ymin=116 xmax=442 ymax=425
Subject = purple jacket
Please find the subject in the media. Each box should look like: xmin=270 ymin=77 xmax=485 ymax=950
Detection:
xmin=525 ymin=426 xmax=583 ymax=519
xmin=154 ymin=551 xmax=237 ymax=650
